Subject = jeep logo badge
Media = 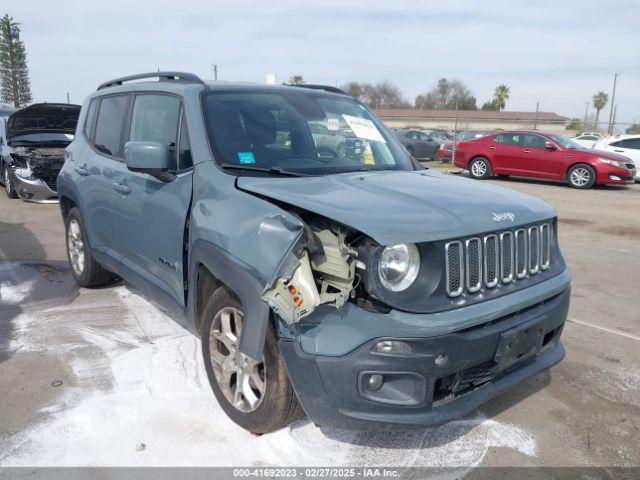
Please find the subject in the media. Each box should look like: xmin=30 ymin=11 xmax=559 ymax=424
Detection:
xmin=492 ymin=212 xmax=515 ymax=222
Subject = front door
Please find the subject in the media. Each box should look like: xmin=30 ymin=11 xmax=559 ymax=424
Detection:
xmin=520 ymin=133 xmax=564 ymax=179
xmin=111 ymin=94 xmax=193 ymax=306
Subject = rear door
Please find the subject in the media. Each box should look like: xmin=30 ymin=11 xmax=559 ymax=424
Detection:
xmin=111 ymin=93 xmax=193 ymax=306
xmin=490 ymin=133 xmax=525 ymax=173
xmin=77 ymin=94 xmax=130 ymax=252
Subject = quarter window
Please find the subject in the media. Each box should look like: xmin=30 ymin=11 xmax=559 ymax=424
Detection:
xmin=94 ymin=95 xmax=129 ymax=158
xmin=84 ymin=99 xmax=99 ymax=139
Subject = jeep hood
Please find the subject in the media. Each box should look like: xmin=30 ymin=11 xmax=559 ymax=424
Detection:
xmin=7 ymin=103 xmax=81 ymax=141
xmin=237 ymin=169 xmax=556 ymax=245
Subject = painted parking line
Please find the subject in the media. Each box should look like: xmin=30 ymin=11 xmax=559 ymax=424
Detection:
xmin=567 ymin=317 xmax=640 ymax=342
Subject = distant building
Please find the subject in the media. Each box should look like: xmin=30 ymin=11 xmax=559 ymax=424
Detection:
xmin=374 ymin=109 xmax=569 ymax=132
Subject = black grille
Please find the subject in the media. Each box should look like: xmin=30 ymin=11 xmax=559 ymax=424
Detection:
xmin=500 ymin=231 xmax=514 ymax=283
xmin=626 ymin=163 xmax=635 ymax=170
xmin=42 ymin=177 xmax=57 ymax=192
xmin=445 ymin=222 xmax=552 ymax=297
xmin=445 ymin=241 xmax=463 ymax=297
xmin=466 ymin=238 xmax=481 ymax=292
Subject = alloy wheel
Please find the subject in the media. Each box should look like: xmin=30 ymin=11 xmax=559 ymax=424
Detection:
xmin=67 ymin=219 xmax=85 ymax=275
xmin=471 ymin=160 xmax=487 ymax=177
xmin=570 ymin=167 xmax=590 ymax=187
xmin=209 ymin=307 xmax=266 ymax=413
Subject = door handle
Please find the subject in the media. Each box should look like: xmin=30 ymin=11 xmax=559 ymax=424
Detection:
xmin=613 ymin=149 xmax=624 ymax=152
xmin=112 ymin=182 xmax=131 ymax=195
xmin=75 ymin=165 xmax=90 ymax=176
xmin=488 ymin=146 xmax=496 ymax=150
xmin=523 ymin=149 xmax=531 ymax=153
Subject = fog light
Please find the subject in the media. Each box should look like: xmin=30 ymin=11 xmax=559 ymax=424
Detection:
xmin=371 ymin=340 xmax=412 ymax=355
xmin=366 ymin=374 xmax=384 ymax=391
xmin=609 ymin=175 xmax=621 ymax=181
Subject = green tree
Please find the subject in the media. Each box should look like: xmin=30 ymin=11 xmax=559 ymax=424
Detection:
xmin=437 ymin=78 xmax=448 ymax=108
xmin=566 ymin=118 xmax=583 ymax=131
xmin=342 ymin=81 xmax=364 ymax=100
xmin=492 ymin=84 xmax=510 ymax=111
xmin=481 ymin=99 xmax=498 ymax=111
xmin=626 ymin=123 xmax=640 ymax=134
xmin=415 ymin=78 xmax=477 ymax=110
xmin=0 ymin=14 xmax=32 ymax=107
xmin=288 ymin=74 xmax=305 ymax=85
xmin=592 ymin=91 xmax=608 ymax=130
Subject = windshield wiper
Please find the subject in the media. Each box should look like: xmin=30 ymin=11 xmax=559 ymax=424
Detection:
xmin=220 ymin=164 xmax=307 ymax=177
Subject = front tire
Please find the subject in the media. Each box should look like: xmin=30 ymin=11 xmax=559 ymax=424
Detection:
xmin=3 ymin=163 xmax=18 ymax=199
xmin=201 ymin=287 xmax=303 ymax=434
xmin=65 ymin=207 xmax=113 ymax=287
xmin=567 ymin=164 xmax=595 ymax=189
xmin=469 ymin=157 xmax=492 ymax=179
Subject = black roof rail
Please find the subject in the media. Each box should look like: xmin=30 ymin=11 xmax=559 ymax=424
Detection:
xmin=287 ymin=84 xmax=348 ymax=95
xmin=97 ymin=71 xmax=204 ymax=91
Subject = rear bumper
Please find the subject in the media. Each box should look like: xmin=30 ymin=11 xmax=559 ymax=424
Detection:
xmin=12 ymin=173 xmax=58 ymax=203
xmin=281 ymin=284 xmax=569 ymax=430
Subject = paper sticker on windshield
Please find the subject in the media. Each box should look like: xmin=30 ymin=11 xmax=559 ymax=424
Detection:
xmin=327 ymin=118 xmax=340 ymax=131
xmin=342 ymin=114 xmax=386 ymax=143
xmin=237 ymin=151 xmax=256 ymax=164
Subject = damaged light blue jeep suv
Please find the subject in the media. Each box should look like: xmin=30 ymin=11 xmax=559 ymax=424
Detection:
xmin=58 ymin=72 xmax=570 ymax=433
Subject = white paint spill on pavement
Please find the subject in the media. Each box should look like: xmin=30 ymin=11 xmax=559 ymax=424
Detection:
xmin=0 ymin=262 xmax=537 ymax=468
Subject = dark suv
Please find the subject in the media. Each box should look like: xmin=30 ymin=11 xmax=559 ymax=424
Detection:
xmin=59 ymin=72 xmax=570 ymax=433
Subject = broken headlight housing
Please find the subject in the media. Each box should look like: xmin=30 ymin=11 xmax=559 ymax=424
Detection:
xmin=10 ymin=154 xmax=35 ymax=180
xmin=378 ymin=243 xmax=420 ymax=292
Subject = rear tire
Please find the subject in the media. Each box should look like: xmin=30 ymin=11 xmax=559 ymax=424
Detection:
xmin=567 ymin=164 xmax=595 ymax=189
xmin=3 ymin=163 xmax=18 ymax=199
xmin=201 ymin=287 xmax=304 ymax=434
xmin=65 ymin=207 xmax=113 ymax=287
xmin=469 ymin=157 xmax=492 ymax=180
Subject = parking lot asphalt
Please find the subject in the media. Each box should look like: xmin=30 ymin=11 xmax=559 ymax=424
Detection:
xmin=0 ymin=175 xmax=639 ymax=470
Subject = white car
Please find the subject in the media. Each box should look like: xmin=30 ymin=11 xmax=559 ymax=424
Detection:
xmin=593 ymin=135 xmax=640 ymax=181
xmin=572 ymin=133 xmax=602 ymax=149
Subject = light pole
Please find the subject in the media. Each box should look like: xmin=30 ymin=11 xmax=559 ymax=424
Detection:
xmin=583 ymin=101 xmax=589 ymax=126
xmin=212 ymin=64 xmax=218 ymax=81
xmin=607 ymin=73 xmax=618 ymax=135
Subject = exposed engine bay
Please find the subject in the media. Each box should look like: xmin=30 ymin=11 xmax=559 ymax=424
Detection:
xmin=262 ymin=216 xmax=373 ymax=324
xmin=11 ymin=147 xmax=66 ymax=191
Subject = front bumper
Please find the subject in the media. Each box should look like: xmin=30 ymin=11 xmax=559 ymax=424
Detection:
xmin=11 ymin=172 xmax=59 ymax=203
xmin=596 ymin=165 xmax=636 ymax=186
xmin=281 ymin=278 xmax=570 ymax=430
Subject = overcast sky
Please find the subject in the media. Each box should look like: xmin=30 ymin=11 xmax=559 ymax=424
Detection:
xmin=6 ymin=0 xmax=640 ymax=125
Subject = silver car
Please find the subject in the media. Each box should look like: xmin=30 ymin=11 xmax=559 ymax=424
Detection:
xmin=1 ymin=103 xmax=80 ymax=203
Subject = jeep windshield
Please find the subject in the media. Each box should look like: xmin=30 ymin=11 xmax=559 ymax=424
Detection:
xmin=202 ymin=89 xmax=415 ymax=176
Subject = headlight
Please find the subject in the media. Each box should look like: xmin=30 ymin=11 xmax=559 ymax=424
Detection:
xmin=378 ymin=243 xmax=420 ymax=292
xmin=599 ymin=157 xmax=626 ymax=168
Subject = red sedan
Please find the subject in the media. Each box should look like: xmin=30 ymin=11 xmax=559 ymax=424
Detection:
xmin=454 ymin=131 xmax=636 ymax=189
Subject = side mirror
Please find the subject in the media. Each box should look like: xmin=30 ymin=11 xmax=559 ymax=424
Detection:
xmin=545 ymin=141 xmax=557 ymax=150
xmin=124 ymin=141 xmax=172 ymax=177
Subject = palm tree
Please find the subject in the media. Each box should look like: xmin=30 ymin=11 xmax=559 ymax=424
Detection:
xmin=492 ymin=85 xmax=510 ymax=111
xmin=592 ymin=91 xmax=608 ymax=131
xmin=288 ymin=74 xmax=305 ymax=85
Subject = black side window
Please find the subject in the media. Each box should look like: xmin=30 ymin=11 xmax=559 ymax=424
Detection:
xmin=129 ymin=94 xmax=181 ymax=168
xmin=523 ymin=134 xmax=547 ymax=149
xmin=84 ymin=99 xmax=99 ymax=139
xmin=94 ymin=95 xmax=129 ymax=158
xmin=178 ymin=111 xmax=192 ymax=170
xmin=494 ymin=133 xmax=522 ymax=145
xmin=626 ymin=139 xmax=640 ymax=150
